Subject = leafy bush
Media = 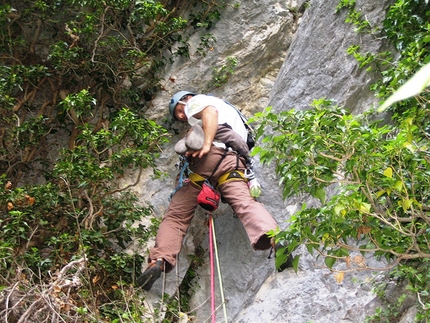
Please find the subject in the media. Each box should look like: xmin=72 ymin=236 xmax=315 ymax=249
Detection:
xmin=0 ymin=0 xmax=232 ymax=321
xmin=253 ymin=98 xmax=429 ymax=264
xmin=251 ymin=0 xmax=430 ymax=321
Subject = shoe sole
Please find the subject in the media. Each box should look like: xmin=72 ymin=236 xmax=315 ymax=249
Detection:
xmin=137 ymin=262 xmax=163 ymax=291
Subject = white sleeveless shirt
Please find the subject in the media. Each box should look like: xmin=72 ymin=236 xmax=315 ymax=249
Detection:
xmin=185 ymin=94 xmax=248 ymax=144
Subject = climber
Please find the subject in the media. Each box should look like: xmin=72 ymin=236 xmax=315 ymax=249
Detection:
xmin=136 ymin=91 xmax=292 ymax=291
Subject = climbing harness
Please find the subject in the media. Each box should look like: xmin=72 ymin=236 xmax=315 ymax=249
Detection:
xmin=208 ymin=213 xmax=228 ymax=323
xmin=190 ymin=157 xmax=247 ymax=189
xmin=170 ymin=151 xmax=252 ymax=206
xmin=170 ymin=149 xmax=230 ymax=200
xmin=189 ymin=171 xmax=206 ymax=188
xmin=217 ymin=169 xmax=246 ymax=187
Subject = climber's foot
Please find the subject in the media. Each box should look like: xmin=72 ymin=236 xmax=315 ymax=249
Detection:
xmin=136 ymin=259 xmax=164 ymax=291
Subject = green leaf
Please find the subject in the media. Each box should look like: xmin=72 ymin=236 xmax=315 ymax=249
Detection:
xmin=403 ymin=142 xmax=415 ymax=153
xmin=306 ymin=244 xmax=315 ymax=254
xmin=337 ymin=247 xmax=350 ymax=257
xmin=292 ymin=255 xmax=300 ymax=273
xmin=275 ymin=252 xmax=288 ymax=269
xmin=359 ymin=202 xmax=371 ymax=213
xmin=325 ymin=256 xmax=336 ymax=269
xmin=313 ymin=188 xmax=326 ymax=204
xmin=376 ymin=190 xmax=386 ymax=198
xmin=383 ymin=167 xmax=393 ymax=178
xmin=393 ymin=181 xmax=403 ymax=192
xmin=401 ymin=199 xmax=413 ymax=212
xmin=250 ymin=146 xmax=261 ymax=155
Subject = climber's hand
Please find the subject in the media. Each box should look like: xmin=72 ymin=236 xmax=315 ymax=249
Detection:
xmin=186 ymin=143 xmax=211 ymax=159
xmin=197 ymin=143 xmax=211 ymax=158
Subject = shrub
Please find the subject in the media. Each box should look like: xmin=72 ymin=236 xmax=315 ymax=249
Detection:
xmin=251 ymin=1 xmax=430 ymax=321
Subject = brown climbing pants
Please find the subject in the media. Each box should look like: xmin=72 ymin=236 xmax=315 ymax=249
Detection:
xmin=149 ymin=146 xmax=278 ymax=272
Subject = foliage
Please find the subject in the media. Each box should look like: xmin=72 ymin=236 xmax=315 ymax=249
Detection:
xmin=365 ymin=259 xmax=430 ymax=322
xmin=252 ymin=95 xmax=430 ymax=321
xmin=252 ymin=99 xmax=430 ymax=263
xmin=338 ymin=0 xmax=430 ymax=123
xmin=0 ymin=0 xmax=228 ymax=182
xmin=335 ymin=0 xmax=377 ymax=33
xmin=208 ymin=56 xmax=238 ymax=89
xmin=251 ymin=0 xmax=430 ymax=321
xmin=378 ymin=61 xmax=430 ymax=111
xmin=0 ymin=0 xmax=232 ymax=321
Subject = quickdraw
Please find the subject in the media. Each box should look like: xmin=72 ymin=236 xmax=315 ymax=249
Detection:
xmin=169 ymin=156 xmax=190 ymax=201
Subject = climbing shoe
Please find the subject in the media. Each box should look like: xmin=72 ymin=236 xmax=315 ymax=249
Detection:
xmin=136 ymin=258 xmax=164 ymax=291
xmin=274 ymin=242 xmax=294 ymax=272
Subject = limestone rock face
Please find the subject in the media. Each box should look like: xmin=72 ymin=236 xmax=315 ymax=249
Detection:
xmin=269 ymin=0 xmax=394 ymax=115
xmin=150 ymin=0 xmax=301 ymax=120
xmin=136 ymin=0 xmax=414 ymax=322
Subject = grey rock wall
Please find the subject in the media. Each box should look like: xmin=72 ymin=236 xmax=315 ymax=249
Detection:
xmin=134 ymin=0 xmax=413 ymax=322
xmin=270 ymin=0 xmax=394 ymax=115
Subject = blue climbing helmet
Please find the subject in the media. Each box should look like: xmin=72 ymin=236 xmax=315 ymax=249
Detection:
xmin=168 ymin=90 xmax=196 ymax=120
